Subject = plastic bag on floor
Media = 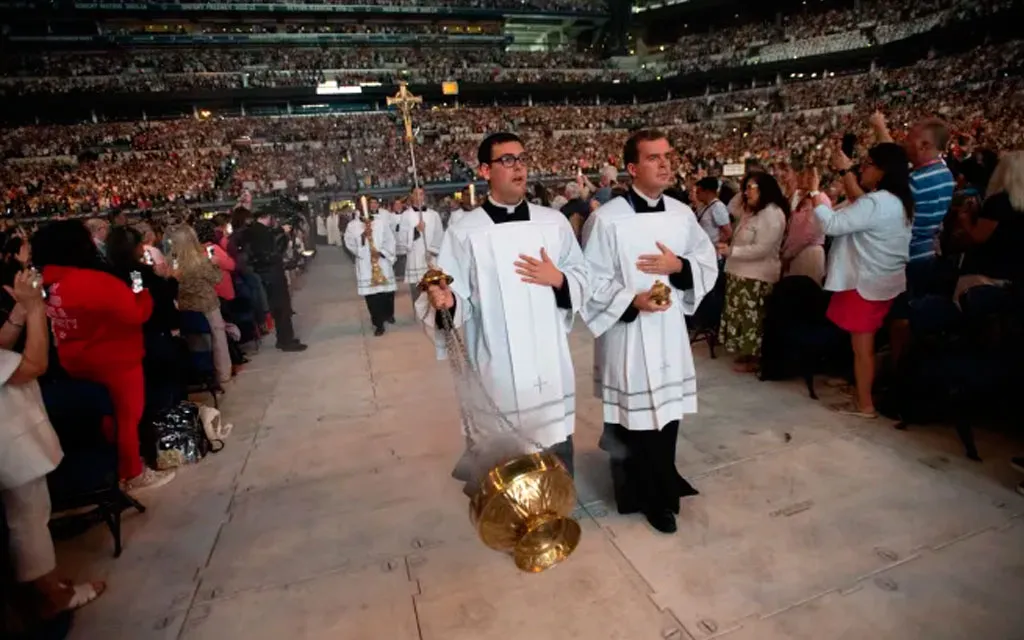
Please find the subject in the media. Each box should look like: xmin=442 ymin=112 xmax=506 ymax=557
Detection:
xmin=153 ymin=401 xmax=223 ymax=470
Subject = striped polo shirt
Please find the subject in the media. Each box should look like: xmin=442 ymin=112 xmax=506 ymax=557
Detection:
xmin=908 ymin=159 xmax=955 ymax=262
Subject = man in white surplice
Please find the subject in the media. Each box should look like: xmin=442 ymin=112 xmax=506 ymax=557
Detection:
xmin=417 ymin=132 xmax=588 ymax=481
xmin=325 ymin=208 xmax=342 ymax=247
xmin=581 ymin=130 xmax=718 ymax=534
xmin=344 ymin=204 xmax=398 ymax=337
xmin=397 ymin=186 xmax=444 ymax=305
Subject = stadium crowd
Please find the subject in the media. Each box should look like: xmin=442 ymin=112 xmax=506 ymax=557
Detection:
xmin=2 ymin=40 xmax=1021 ymax=216
xmin=2 ymin=0 xmax=1016 ymax=95
xmin=171 ymin=0 xmax=609 ymax=10
xmin=650 ymin=0 xmax=1011 ymax=76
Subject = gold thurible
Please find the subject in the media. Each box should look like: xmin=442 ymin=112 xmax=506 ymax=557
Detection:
xmin=418 ymin=267 xmax=581 ymax=573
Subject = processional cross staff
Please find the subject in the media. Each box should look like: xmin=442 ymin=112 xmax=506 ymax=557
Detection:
xmin=387 ymin=81 xmax=424 ymax=188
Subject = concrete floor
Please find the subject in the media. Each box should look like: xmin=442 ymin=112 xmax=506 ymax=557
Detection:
xmin=61 ymin=248 xmax=1024 ymax=640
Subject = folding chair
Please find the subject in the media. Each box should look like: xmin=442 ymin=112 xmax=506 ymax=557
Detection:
xmin=42 ymin=377 xmax=145 ymax=558
xmin=179 ymin=310 xmax=220 ymax=409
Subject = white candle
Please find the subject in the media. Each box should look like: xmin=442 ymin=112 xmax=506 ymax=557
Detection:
xmin=468 ymin=182 xmax=476 ymax=206
xmin=360 ymin=195 xmax=369 ymax=218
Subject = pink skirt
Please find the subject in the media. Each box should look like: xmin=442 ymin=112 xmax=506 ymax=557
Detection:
xmin=827 ymin=290 xmax=894 ymax=334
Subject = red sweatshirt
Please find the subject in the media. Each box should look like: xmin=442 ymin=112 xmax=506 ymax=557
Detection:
xmin=42 ymin=265 xmax=154 ymax=374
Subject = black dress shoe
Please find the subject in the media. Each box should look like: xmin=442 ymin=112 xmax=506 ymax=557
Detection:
xmin=644 ymin=509 xmax=677 ymax=534
xmin=278 ymin=341 xmax=308 ymax=352
xmin=677 ymin=475 xmax=700 ymax=498
xmin=374 ymin=326 xmax=386 ymax=336
xmin=616 ymin=502 xmax=641 ymax=515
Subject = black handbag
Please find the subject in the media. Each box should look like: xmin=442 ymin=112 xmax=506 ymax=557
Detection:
xmin=152 ymin=401 xmax=224 ymax=470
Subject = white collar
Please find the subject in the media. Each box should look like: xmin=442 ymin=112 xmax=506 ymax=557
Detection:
xmin=487 ymin=196 xmax=526 ymax=213
xmin=630 ymin=186 xmax=664 ymax=206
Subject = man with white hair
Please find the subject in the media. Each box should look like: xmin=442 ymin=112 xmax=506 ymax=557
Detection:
xmin=84 ymin=218 xmax=109 ymax=257
xmin=593 ymin=164 xmax=619 ymax=206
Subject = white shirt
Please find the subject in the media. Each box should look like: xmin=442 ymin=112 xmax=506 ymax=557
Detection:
xmin=697 ymin=199 xmax=731 ymax=243
xmin=815 ymin=190 xmax=911 ymax=301
xmin=0 ymin=349 xmax=63 ymax=489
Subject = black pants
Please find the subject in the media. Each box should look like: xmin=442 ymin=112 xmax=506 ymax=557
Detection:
xmin=600 ymin=420 xmax=697 ymax=515
xmin=365 ymin=292 xmax=395 ymax=329
xmin=268 ymin=293 xmax=295 ymax=346
xmin=257 ymin=268 xmax=297 ymax=347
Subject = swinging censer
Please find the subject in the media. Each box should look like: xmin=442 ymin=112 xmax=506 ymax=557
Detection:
xmin=419 ymin=268 xmax=581 ymax=573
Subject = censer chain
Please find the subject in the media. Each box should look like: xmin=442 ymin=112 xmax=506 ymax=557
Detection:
xmin=437 ymin=307 xmax=546 ymax=455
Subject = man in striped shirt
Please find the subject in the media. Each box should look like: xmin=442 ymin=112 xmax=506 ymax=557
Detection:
xmin=871 ymin=113 xmax=956 ymax=268
xmin=904 ymin=120 xmax=956 ymax=266
xmin=870 ymin=113 xmax=955 ymax=364
xmin=872 ymin=112 xmax=950 ymax=264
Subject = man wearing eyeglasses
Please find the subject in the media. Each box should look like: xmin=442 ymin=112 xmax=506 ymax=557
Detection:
xmin=581 ymin=130 xmax=719 ymax=534
xmin=419 ymin=132 xmax=589 ymax=485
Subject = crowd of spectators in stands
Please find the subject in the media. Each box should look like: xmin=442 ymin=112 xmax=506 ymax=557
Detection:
xmin=166 ymin=0 xmax=609 ymax=10
xmin=2 ymin=39 xmax=1021 ymax=216
xmin=3 ymin=0 xmax=1015 ymax=95
xmin=654 ymin=0 xmax=1012 ymax=76
xmin=0 ymin=47 xmax=614 ymax=95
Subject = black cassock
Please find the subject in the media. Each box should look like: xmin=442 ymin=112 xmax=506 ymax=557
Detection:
xmin=595 ymin=190 xmax=700 ymax=519
xmin=599 ymin=420 xmax=698 ymax=516
xmin=364 ymin=291 xmax=395 ymax=331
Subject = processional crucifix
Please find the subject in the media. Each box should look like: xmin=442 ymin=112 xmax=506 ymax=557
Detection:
xmin=387 ymin=81 xmax=424 ymax=188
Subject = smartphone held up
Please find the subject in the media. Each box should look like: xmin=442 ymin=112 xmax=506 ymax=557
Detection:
xmin=130 ymin=270 xmax=143 ymax=294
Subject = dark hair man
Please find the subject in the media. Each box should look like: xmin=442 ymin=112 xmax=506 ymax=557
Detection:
xmin=420 ymin=132 xmax=589 ymax=486
xmin=580 ymin=129 xmax=719 ymax=534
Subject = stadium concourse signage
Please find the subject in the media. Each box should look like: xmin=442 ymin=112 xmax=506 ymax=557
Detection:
xmin=68 ymin=1 xmax=608 ymax=17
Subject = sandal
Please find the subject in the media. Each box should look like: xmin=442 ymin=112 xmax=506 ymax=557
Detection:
xmin=62 ymin=581 xmax=105 ymax=611
xmin=38 ymin=581 xmax=105 ymax=619
xmin=830 ymin=400 xmax=877 ymax=419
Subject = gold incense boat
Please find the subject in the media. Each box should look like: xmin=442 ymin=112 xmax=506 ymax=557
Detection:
xmin=649 ymin=279 xmax=671 ymax=306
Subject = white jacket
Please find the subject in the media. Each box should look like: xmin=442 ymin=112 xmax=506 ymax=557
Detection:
xmin=724 ymin=203 xmax=787 ymax=284
xmin=815 ymin=190 xmax=911 ymax=301
xmin=0 ymin=349 xmax=63 ymax=489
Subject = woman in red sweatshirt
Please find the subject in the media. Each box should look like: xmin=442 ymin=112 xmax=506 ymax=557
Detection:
xmin=32 ymin=221 xmax=174 ymax=493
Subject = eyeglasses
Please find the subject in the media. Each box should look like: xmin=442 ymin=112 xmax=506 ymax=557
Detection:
xmin=489 ymin=153 xmax=530 ymax=168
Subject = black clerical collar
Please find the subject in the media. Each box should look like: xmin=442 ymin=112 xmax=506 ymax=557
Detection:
xmin=482 ymin=197 xmax=530 ymax=224
xmin=624 ymin=187 xmax=666 ymax=213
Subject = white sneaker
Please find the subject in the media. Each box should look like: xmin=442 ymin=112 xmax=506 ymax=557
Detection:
xmin=123 ymin=468 xmax=176 ymax=495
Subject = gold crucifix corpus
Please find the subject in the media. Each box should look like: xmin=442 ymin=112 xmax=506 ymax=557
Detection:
xmin=386 ymin=81 xmax=424 ymax=187
xmin=387 ymin=82 xmax=423 ymax=142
